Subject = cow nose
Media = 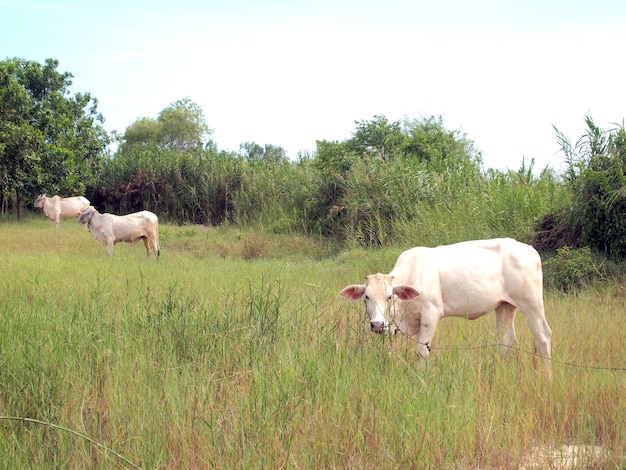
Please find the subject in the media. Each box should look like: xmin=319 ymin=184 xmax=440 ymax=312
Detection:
xmin=370 ymin=321 xmax=385 ymax=334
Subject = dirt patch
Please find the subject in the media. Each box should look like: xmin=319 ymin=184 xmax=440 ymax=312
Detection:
xmin=519 ymin=444 xmax=606 ymax=469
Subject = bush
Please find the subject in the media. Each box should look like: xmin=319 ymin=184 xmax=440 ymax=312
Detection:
xmin=543 ymin=246 xmax=596 ymax=292
xmin=556 ymin=117 xmax=626 ymax=260
xmin=270 ymin=217 xmax=296 ymax=234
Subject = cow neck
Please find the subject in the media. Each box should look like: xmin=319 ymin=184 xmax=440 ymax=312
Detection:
xmin=86 ymin=211 xmax=95 ymax=229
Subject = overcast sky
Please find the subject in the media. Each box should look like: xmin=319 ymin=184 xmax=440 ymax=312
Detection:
xmin=2 ymin=0 xmax=626 ymax=172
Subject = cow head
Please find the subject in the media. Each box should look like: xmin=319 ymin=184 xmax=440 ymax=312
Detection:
xmin=34 ymin=194 xmax=47 ymax=208
xmin=339 ymin=273 xmax=420 ymax=334
xmin=78 ymin=206 xmax=96 ymax=226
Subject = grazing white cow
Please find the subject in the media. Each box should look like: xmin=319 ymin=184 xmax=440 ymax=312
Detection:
xmin=34 ymin=194 xmax=90 ymax=229
xmin=340 ymin=238 xmax=552 ymax=377
xmin=78 ymin=206 xmax=160 ymax=258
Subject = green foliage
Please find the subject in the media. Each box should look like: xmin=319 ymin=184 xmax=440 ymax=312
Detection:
xmin=92 ymin=147 xmax=244 ymax=225
xmin=305 ymin=115 xmax=489 ymax=245
xmin=402 ymin=115 xmax=479 ymax=169
xmin=87 ymin=113 xmax=568 ymax=249
xmin=346 ymin=115 xmax=477 ymax=168
xmin=120 ymin=97 xmax=212 ymax=153
xmin=308 ymin=118 xmax=566 ymax=247
xmin=304 ymin=140 xmax=356 ymax=237
xmin=0 ymin=60 xmax=44 ymax=212
xmin=0 ymin=57 xmax=109 ymax=216
xmin=543 ymin=246 xmax=596 ymax=292
xmin=120 ymin=117 xmax=160 ymax=150
xmin=340 ymin=157 xmax=431 ymax=246
xmin=239 ymin=142 xmax=287 ymax=165
xmin=556 ymin=116 xmax=626 ymax=260
xmin=481 ymin=160 xmax=570 ymax=240
xmin=158 ymin=97 xmax=211 ymax=151
xmin=347 ymin=114 xmax=404 ymax=160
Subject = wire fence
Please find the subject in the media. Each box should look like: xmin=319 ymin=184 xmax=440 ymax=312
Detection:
xmin=404 ymin=335 xmax=626 ymax=372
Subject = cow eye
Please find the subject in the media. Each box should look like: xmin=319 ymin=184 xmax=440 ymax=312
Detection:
xmin=364 ymin=295 xmax=370 ymax=301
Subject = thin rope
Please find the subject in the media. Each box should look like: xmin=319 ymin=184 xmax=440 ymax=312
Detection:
xmin=400 ymin=333 xmax=626 ymax=371
xmin=349 ymin=302 xmax=626 ymax=372
xmin=0 ymin=416 xmax=141 ymax=469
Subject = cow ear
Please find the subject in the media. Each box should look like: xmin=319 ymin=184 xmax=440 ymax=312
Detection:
xmin=339 ymin=285 xmax=366 ymax=301
xmin=393 ymin=285 xmax=420 ymax=300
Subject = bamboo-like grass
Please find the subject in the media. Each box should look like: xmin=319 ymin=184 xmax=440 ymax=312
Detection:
xmin=0 ymin=218 xmax=624 ymax=468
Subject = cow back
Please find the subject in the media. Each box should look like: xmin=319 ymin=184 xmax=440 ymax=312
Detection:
xmin=389 ymin=238 xmax=542 ymax=318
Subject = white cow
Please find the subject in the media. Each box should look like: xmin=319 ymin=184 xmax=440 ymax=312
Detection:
xmin=78 ymin=206 xmax=160 ymax=258
xmin=34 ymin=194 xmax=90 ymax=229
xmin=340 ymin=238 xmax=552 ymax=377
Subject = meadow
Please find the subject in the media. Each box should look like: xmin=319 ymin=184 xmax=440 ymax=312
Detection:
xmin=1 ymin=217 xmax=625 ymax=469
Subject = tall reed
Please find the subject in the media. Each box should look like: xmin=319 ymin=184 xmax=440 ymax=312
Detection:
xmin=89 ymin=146 xmax=569 ymax=250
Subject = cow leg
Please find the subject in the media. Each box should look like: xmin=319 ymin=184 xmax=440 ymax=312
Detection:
xmin=142 ymin=237 xmax=152 ymax=257
xmin=152 ymin=237 xmax=160 ymax=258
xmin=525 ymin=312 xmax=553 ymax=378
xmin=495 ymin=302 xmax=517 ymax=354
xmin=106 ymin=240 xmax=115 ymax=256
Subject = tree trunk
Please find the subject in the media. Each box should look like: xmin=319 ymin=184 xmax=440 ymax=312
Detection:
xmin=16 ymin=189 xmax=22 ymax=221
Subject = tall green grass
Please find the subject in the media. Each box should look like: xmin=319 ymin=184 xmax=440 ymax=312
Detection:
xmin=340 ymin=157 xmax=570 ymax=248
xmin=88 ymin=146 xmax=569 ymax=251
xmin=0 ymin=219 xmax=624 ymax=468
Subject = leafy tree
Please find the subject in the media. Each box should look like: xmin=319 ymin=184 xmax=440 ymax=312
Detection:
xmin=240 ymin=142 xmax=287 ymax=166
xmin=402 ymin=115 xmax=479 ymax=169
xmin=239 ymin=141 xmax=264 ymax=161
xmin=0 ymin=60 xmax=42 ymax=215
xmin=260 ymin=144 xmax=287 ymax=166
xmin=121 ymin=117 xmax=160 ymax=150
xmin=0 ymin=57 xmax=109 ymax=219
xmin=344 ymin=114 xmax=480 ymax=168
xmin=347 ymin=115 xmax=404 ymax=160
xmin=120 ymin=97 xmax=212 ymax=153
xmin=158 ymin=97 xmax=210 ymax=151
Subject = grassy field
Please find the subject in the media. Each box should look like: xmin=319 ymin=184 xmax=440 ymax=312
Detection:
xmin=1 ymin=217 xmax=625 ymax=468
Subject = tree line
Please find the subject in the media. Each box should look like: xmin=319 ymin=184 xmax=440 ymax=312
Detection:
xmin=2 ymin=57 xmax=626 ymax=261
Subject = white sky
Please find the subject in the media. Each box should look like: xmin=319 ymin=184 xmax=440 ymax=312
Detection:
xmin=2 ymin=0 xmax=626 ymax=172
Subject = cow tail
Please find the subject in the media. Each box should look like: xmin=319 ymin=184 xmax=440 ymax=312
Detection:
xmin=155 ymin=224 xmax=161 ymax=258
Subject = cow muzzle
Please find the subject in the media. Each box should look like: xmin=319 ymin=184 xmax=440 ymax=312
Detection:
xmin=370 ymin=321 xmax=401 ymax=335
xmin=370 ymin=321 xmax=387 ymax=334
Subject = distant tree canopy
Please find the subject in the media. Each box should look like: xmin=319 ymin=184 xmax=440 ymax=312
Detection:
xmin=345 ymin=114 xmax=480 ymax=168
xmin=119 ymin=97 xmax=212 ymax=153
xmin=346 ymin=115 xmax=404 ymax=161
xmin=239 ymin=142 xmax=287 ymax=166
xmin=0 ymin=57 xmax=109 ymax=218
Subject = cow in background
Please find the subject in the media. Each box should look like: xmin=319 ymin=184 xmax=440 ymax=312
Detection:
xmin=34 ymin=194 xmax=90 ymax=229
xmin=78 ymin=206 xmax=160 ymax=258
xmin=340 ymin=238 xmax=552 ymax=378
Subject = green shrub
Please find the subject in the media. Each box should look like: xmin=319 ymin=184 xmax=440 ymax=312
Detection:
xmin=556 ymin=117 xmax=626 ymax=260
xmin=270 ymin=217 xmax=295 ymax=234
xmin=543 ymin=246 xmax=596 ymax=292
